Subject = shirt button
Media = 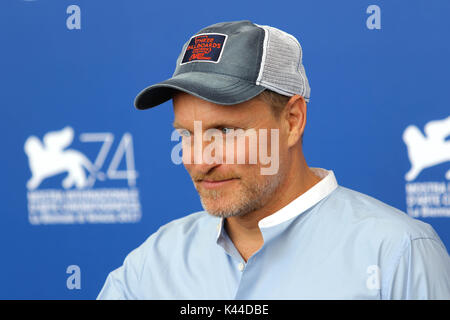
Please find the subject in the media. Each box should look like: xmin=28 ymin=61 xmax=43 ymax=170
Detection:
xmin=238 ymin=262 xmax=245 ymax=271
xmin=216 ymin=223 xmax=220 ymax=231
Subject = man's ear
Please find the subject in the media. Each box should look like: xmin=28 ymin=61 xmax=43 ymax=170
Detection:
xmin=284 ymin=95 xmax=306 ymax=148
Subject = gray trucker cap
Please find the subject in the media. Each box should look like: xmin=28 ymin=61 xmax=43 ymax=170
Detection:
xmin=134 ymin=20 xmax=310 ymax=110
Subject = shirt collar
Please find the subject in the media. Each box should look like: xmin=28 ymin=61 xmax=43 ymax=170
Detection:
xmin=258 ymin=167 xmax=338 ymax=228
xmin=215 ymin=167 xmax=338 ymax=240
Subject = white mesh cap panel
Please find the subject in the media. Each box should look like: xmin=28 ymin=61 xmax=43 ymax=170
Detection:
xmin=256 ymin=25 xmax=311 ymax=102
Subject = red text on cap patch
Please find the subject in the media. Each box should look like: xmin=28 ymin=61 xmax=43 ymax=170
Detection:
xmin=181 ymin=33 xmax=227 ymax=64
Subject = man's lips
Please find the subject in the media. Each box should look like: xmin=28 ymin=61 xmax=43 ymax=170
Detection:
xmin=198 ymin=178 xmax=239 ymax=189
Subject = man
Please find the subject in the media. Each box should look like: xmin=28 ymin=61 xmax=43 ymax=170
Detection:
xmin=98 ymin=20 xmax=450 ymax=299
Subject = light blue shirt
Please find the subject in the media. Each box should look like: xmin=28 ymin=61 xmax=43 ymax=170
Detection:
xmin=97 ymin=168 xmax=450 ymax=299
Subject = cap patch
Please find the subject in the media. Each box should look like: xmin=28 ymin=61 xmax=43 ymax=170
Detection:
xmin=181 ymin=33 xmax=227 ymax=65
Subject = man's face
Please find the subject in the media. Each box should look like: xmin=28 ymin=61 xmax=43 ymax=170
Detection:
xmin=173 ymin=92 xmax=290 ymax=218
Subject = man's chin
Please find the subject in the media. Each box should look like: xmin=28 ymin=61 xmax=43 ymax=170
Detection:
xmin=200 ymin=197 xmax=246 ymax=218
xmin=203 ymin=208 xmax=245 ymax=219
xmin=200 ymin=192 xmax=266 ymax=219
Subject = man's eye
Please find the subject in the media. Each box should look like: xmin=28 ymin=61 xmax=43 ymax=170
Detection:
xmin=178 ymin=129 xmax=191 ymax=137
xmin=221 ymin=127 xmax=234 ymax=134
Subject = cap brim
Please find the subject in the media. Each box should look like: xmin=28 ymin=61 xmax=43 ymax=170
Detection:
xmin=134 ymin=72 xmax=266 ymax=110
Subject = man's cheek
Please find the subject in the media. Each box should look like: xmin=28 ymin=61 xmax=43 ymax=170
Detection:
xmin=181 ymin=141 xmax=194 ymax=164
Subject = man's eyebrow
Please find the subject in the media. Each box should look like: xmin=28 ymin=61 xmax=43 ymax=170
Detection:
xmin=172 ymin=120 xmax=246 ymax=129
xmin=172 ymin=121 xmax=184 ymax=129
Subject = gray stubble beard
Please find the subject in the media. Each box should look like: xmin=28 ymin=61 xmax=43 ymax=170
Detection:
xmin=197 ymin=170 xmax=286 ymax=219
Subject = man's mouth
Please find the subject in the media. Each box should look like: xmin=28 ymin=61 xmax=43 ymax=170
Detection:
xmin=198 ymin=178 xmax=239 ymax=189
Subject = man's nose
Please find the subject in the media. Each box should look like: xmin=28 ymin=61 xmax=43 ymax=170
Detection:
xmin=182 ymin=136 xmax=224 ymax=172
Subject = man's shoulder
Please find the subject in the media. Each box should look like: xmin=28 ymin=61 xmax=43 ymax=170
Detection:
xmin=155 ymin=210 xmax=217 ymax=238
xmin=137 ymin=210 xmax=218 ymax=251
xmin=326 ymin=185 xmax=440 ymax=242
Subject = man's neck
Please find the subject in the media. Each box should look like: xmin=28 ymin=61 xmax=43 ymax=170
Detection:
xmin=224 ymin=161 xmax=322 ymax=262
